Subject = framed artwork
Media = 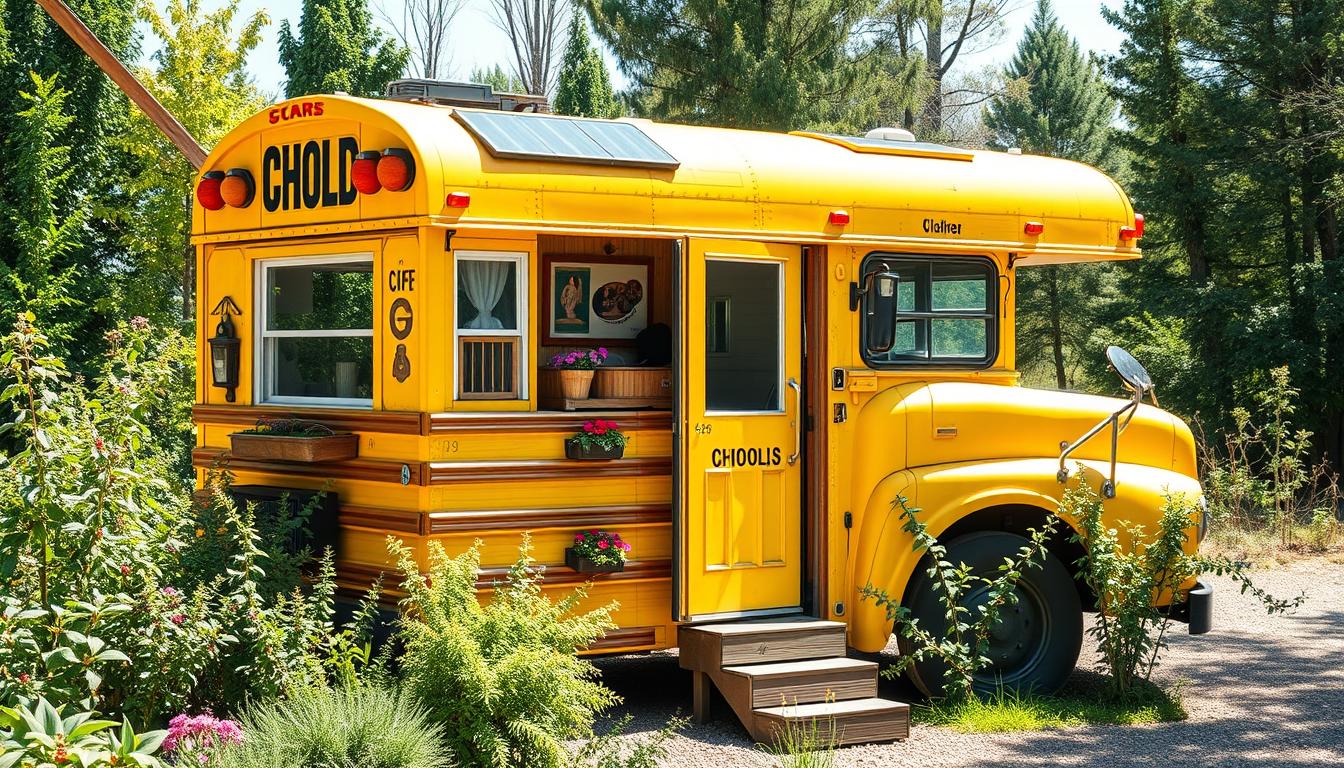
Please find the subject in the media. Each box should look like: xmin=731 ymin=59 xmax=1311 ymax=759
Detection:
xmin=543 ymin=254 xmax=654 ymax=345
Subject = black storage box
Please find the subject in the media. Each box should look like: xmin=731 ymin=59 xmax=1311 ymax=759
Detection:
xmin=228 ymin=485 xmax=339 ymax=558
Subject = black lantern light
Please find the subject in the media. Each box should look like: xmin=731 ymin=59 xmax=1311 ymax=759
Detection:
xmin=209 ymin=297 xmax=243 ymax=402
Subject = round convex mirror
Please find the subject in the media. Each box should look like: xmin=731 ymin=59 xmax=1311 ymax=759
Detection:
xmin=1106 ymin=345 xmax=1152 ymax=396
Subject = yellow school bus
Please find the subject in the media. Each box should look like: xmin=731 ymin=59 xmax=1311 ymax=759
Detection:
xmin=190 ymin=82 xmax=1206 ymax=743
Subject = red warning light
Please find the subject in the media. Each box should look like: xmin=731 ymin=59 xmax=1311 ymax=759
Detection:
xmin=828 ymin=210 xmax=850 ymax=226
xmin=446 ymin=192 xmax=471 ymax=208
xmin=352 ymin=151 xmax=382 ymax=195
xmin=196 ymin=171 xmax=226 ymax=211
xmin=1024 ymin=221 xmax=1045 ymax=236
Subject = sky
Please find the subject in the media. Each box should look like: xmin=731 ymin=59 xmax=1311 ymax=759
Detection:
xmin=138 ymin=0 xmax=1124 ymax=104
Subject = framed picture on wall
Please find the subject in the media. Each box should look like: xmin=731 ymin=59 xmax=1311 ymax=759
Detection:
xmin=542 ymin=254 xmax=653 ymax=345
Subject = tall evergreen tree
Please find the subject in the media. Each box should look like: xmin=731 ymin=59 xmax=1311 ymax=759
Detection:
xmin=985 ymin=0 xmax=1118 ymax=390
xmin=469 ymin=63 xmax=525 ymax=93
xmin=553 ymin=11 xmax=617 ymax=118
xmin=278 ymin=0 xmax=408 ymax=98
xmin=583 ymin=0 xmax=882 ymax=131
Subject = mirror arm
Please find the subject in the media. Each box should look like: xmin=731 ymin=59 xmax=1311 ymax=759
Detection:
xmin=1057 ymin=395 xmax=1141 ymax=499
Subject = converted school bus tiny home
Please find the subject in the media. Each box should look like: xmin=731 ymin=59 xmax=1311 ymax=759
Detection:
xmin=190 ymin=82 xmax=1207 ymax=744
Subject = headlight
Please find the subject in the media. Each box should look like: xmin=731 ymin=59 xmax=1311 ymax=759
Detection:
xmin=1197 ymin=495 xmax=1210 ymax=544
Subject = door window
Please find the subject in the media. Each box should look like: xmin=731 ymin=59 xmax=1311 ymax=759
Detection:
xmin=704 ymin=260 xmax=781 ymax=412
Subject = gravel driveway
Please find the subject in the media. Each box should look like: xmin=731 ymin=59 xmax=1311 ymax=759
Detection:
xmin=591 ymin=560 xmax=1344 ymax=767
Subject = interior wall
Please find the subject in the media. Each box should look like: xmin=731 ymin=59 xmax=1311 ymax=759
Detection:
xmin=537 ymin=235 xmax=676 ymax=365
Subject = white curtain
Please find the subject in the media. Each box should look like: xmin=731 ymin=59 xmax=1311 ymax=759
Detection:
xmin=460 ymin=260 xmax=510 ymax=329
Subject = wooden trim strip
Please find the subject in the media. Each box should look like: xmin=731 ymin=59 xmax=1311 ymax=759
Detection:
xmin=427 ymin=410 xmax=671 ymax=433
xmin=425 ymin=456 xmax=670 ymax=484
xmin=424 ymin=504 xmax=671 ymax=534
xmin=193 ymin=447 xmax=420 ymax=485
xmin=340 ymin=506 xmax=424 ymax=534
xmin=193 ymin=405 xmax=425 ymax=435
xmin=336 ymin=558 xmax=671 ymax=594
xmin=588 ymin=626 xmax=659 ymax=652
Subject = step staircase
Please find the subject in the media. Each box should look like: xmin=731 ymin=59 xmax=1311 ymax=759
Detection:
xmin=678 ymin=618 xmax=909 ymax=745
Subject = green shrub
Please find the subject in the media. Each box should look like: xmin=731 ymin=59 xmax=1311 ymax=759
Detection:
xmin=0 ymin=696 xmax=165 ymax=767
xmin=391 ymin=535 xmax=619 ymax=768
xmin=0 ymin=315 xmax=381 ymax=723
xmin=210 ymin=684 xmax=451 ymax=768
xmin=1065 ymin=479 xmax=1304 ymax=698
xmin=859 ymin=495 xmax=1057 ymax=702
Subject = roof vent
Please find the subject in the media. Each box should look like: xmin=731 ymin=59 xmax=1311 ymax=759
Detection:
xmin=384 ymin=79 xmax=549 ymax=112
xmin=864 ymin=126 xmax=917 ymax=142
xmin=1007 ymin=147 xmax=1023 ymax=155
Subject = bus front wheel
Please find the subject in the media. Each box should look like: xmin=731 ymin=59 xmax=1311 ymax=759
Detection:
xmin=898 ymin=531 xmax=1082 ymax=698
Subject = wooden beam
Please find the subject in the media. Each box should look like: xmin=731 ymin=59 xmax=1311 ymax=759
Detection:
xmin=35 ymin=0 xmax=207 ymax=169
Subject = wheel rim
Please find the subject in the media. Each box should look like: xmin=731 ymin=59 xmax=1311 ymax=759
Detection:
xmin=963 ymin=579 xmax=1052 ymax=691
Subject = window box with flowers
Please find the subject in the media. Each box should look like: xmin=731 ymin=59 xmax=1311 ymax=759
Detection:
xmin=229 ymin=418 xmax=358 ymax=463
xmin=564 ymin=419 xmax=627 ymax=460
xmin=565 ymin=530 xmax=630 ymax=573
xmin=540 ymin=347 xmax=609 ymax=400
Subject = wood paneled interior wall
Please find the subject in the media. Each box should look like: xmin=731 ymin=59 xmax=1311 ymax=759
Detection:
xmin=538 ymin=235 xmax=676 ymax=327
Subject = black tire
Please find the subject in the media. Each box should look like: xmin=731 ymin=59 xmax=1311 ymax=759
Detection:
xmin=898 ymin=531 xmax=1082 ymax=698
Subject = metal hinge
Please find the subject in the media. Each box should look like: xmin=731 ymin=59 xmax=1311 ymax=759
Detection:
xmin=844 ymin=511 xmax=852 ymax=529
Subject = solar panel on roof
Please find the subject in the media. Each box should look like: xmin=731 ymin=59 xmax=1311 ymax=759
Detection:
xmin=454 ymin=110 xmax=679 ymax=169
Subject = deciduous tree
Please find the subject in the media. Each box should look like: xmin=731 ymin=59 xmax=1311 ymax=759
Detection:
xmin=489 ymin=0 xmax=566 ymax=96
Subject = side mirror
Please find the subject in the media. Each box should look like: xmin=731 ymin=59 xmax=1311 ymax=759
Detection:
xmin=864 ymin=269 xmax=899 ymax=353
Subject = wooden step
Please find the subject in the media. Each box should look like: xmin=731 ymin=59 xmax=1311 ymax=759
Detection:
xmin=752 ymin=697 xmax=910 ymax=746
xmin=678 ymin=619 xmax=847 ymax=671
xmin=722 ymin=657 xmax=877 ymax=708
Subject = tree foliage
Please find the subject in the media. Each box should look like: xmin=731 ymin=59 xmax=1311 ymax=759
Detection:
xmin=553 ymin=10 xmax=618 ymax=118
xmin=278 ymin=0 xmax=409 ymax=98
xmin=584 ymin=0 xmax=887 ymax=131
xmin=122 ymin=0 xmax=268 ymax=324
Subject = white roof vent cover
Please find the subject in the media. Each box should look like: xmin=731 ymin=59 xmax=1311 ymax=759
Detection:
xmin=864 ymin=126 xmax=917 ymax=142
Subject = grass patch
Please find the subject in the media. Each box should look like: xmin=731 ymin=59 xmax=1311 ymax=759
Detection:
xmin=912 ymin=680 xmax=1187 ymax=733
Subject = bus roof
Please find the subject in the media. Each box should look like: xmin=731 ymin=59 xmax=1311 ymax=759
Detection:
xmin=192 ymin=94 xmax=1140 ymax=265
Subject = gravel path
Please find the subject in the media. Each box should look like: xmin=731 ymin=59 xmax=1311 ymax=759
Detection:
xmin=590 ymin=560 xmax=1344 ymax=767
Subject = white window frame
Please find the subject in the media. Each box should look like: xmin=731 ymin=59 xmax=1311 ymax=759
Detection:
xmin=254 ymin=254 xmax=375 ymax=408
xmin=453 ymin=250 xmax=529 ymax=400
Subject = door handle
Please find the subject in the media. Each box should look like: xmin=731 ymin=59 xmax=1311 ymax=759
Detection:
xmin=787 ymin=377 xmax=802 ymax=465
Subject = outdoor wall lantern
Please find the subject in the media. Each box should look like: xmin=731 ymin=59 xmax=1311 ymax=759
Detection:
xmin=209 ymin=296 xmax=243 ymax=402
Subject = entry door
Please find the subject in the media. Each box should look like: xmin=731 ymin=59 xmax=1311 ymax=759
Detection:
xmin=678 ymin=239 xmax=803 ymax=621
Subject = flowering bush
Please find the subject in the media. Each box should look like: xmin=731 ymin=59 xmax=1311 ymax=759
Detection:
xmin=571 ymin=530 xmax=631 ymax=568
xmin=163 ymin=711 xmax=243 ymax=765
xmin=549 ymin=347 xmax=609 ymax=370
xmin=568 ymin=419 xmax=628 ymax=452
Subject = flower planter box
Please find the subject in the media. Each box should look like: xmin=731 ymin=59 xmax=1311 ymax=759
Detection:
xmin=229 ymin=432 xmax=359 ymax=463
xmin=564 ymin=439 xmax=624 ymax=461
xmin=565 ymin=547 xmax=625 ymax=573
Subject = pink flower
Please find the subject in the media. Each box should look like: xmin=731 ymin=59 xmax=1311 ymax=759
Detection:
xmin=94 ymin=438 xmax=105 ymax=452
xmin=622 ymin=542 xmax=631 ymax=551
xmin=130 ymin=316 xmax=150 ymax=330
xmin=598 ymin=347 xmax=608 ymax=357
xmin=588 ymin=351 xmax=599 ymax=362
xmin=171 ymin=613 xmax=186 ymax=625
xmin=119 ymin=565 xmax=131 ymax=576
xmin=597 ymin=540 xmax=609 ymax=549
xmin=575 ymin=534 xmax=585 ymax=542
xmin=18 ymin=673 xmax=30 ymax=684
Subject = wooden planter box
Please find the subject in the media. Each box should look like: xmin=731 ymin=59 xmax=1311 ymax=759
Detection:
xmin=564 ymin=439 xmax=624 ymax=461
xmin=593 ymin=366 xmax=672 ymax=399
xmin=229 ymin=432 xmax=359 ymax=463
xmin=565 ymin=547 xmax=625 ymax=573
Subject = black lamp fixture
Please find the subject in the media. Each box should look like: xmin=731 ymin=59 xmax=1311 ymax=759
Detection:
xmin=209 ymin=296 xmax=243 ymax=402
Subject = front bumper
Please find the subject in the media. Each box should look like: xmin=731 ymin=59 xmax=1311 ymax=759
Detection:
xmin=1168 ymin=579 xmax=1213 ymax=635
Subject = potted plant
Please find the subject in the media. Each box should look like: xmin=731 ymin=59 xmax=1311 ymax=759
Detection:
xmin=229 ymin=418 xmax=359 ymax=463
xmin=565 ymin=530 xmax=630 ymax=573
xmin=545 ymin=347 xmax=609 ymax=400
xmin=564 ymin=419 xmax=627 ymax=460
